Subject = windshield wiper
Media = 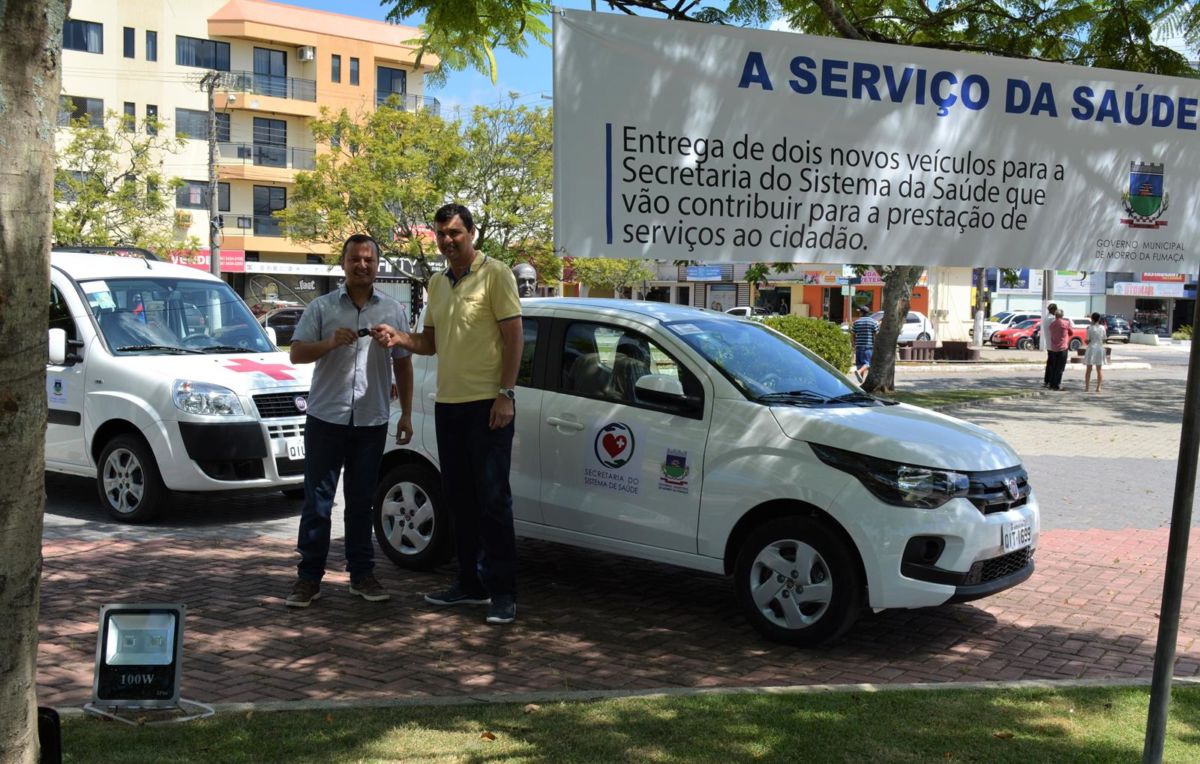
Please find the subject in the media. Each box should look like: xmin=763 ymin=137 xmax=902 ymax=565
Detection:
xmin=829 ymin=391 xmax=880 ymax=405
xmin=756 ymin=390 xmax=832 ymax=405
xmin=198 ymin=345 xmax=250 ymax=354
xmin=113 ymin=344 xmax=203 ymax=354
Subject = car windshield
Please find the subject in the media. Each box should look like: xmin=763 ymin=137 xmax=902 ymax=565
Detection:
xmin=82 ymin=276 xmax=274 ymax=354
xmin=992 ymin=312 xmax=1013 ymax=322
xmin=664 ymin=318 xmax=857 ymax=402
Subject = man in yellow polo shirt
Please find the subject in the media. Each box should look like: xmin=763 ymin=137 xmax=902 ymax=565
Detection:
xmin=376 ymin=204 xmax=524 ymax=625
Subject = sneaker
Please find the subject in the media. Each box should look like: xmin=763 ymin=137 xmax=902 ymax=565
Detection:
xmin=424 ymin=583 xmax=490 ymax=607
xmin=349 ymin=574 xmax=390 ymax=602
xmin=486 ymin=597 xmax=517 ymax=625
xmin=285 ymin=578 xmax=321 ymax=608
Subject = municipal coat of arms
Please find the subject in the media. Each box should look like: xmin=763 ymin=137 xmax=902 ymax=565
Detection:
xmin=1121 ymin=161 xmax=1169 ymax=229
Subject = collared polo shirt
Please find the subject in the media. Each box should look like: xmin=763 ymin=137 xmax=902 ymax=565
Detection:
xmin=291 ymin=285 xmax=410 ymax=426
xmin=426 ymin=253 xmax=521 ymax=403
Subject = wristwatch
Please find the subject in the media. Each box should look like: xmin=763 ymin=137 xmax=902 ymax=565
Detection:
xmin=498 ymin=387 xmax=516 ymax=401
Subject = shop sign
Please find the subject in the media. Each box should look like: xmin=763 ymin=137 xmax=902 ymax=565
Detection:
xmin=687 ymin=265 xmax=723 ymax=281
xmin=1141 ymin=273 xmax=1186 ymax=283
xmin=1113 ymin=281 xmax=1186 ymax=297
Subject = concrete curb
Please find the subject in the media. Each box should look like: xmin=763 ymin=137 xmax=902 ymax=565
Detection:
xmin=899 ymin=362 xmax=1151 ymax=373
xmin=55 ymin=676 xmax=1200 ymax=717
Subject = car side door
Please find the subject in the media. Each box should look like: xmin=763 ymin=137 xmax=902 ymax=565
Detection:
xmin=538 ymin=316 xmax=708 ymax=553
xmin=46 ymin=280 xmax=90 ymax=467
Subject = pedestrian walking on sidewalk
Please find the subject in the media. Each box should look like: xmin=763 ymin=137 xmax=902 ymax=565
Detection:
xmin=1046 ymin=309 xmax=1071 ymax=390
xmin=1084 ymin=312 xmax=1107 ymax=393
xmin=285 ymin=234 xmax=414 ymax=608
xmin=375 ymin=204 xmax=524 ymax=626
xmin=1041 ymin=302 xmax=1058 ymax=388
xmin=852 ymin=305 xmax=877 ymax=382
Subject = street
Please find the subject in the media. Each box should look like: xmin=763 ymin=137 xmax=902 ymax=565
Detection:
xmin=38 ymin=342 xmax=1200 ymax=706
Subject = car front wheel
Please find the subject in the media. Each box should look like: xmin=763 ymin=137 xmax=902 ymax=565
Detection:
xmin=372 ymin=463 xmax=450 ymax=570
xmin=734 ymin=516 xmax=863 ymax=647
xmin=1017 ymin=337 xmax=1033 ymax=350
xmin=96 ymin=434 xmax=166 ymax=523
xmin=1069 ymin=338 xmax=1083 ymax=351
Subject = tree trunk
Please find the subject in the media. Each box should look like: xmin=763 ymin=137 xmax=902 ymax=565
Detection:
xmin=0 ymin=3 xmax=66 ymax=762
xmin=863 ymin=265 xmax=924 ymax=394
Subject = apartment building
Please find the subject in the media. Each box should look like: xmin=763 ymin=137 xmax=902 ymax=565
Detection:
xmin=60 ymin=0 xmax=437 ymax=303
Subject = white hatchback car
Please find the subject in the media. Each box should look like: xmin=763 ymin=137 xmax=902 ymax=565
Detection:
xmin=373 ymin=300 xmax=1038 ymax=646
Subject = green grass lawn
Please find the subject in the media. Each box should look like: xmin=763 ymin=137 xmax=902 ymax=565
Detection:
xmin=60 ymin=685 xmax=1200 ymax=763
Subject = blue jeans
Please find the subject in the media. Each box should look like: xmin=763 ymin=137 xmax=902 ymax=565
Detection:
xmin=855 ymin=347 xmax=873 ymax=368
xmin=435 ymin=399 xmax=517 ymax=600
xmin=296 ymin=415 xmax=387 ymax=582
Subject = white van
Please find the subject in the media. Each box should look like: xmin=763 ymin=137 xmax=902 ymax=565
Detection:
xmin=47 ymin=249 xmax=313 ymax=522
xmin=372 ymin=299 xmax=1039 ymax=646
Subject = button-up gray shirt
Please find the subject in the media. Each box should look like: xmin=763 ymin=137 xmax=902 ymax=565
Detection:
xmin=292 ymin=286 xmax=410 ymax=427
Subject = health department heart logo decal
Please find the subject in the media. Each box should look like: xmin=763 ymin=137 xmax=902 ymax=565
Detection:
xmin=594 ymin=422 xmax=635 ymax=469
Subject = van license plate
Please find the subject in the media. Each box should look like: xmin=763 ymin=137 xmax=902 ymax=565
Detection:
xmin=1001 ymin=519 xmax=1032 ymax=552
xmin=286 ymin=437 xmax=305 ymax=461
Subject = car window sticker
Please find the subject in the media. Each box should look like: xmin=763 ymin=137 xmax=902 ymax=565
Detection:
xmin=670 ymin=323 xmax=703 ymax=335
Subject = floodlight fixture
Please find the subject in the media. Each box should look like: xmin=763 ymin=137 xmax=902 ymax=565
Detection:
xmin=83 ymin=603 xmax=213 ymax=724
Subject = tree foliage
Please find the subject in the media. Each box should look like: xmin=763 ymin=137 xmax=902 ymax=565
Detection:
xmin=276 ymin=105 xmax=465 ymax=274
xmin=53 ymin=112 xmax=199 ymax=256
xmin=570 ymin=257 xmax=655 ymax=295
xmin=456 ymin=101 xmax=559 ymax=282
xmin=762 ymin=313 xmax=854 ymax=371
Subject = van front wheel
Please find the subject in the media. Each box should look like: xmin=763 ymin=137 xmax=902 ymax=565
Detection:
xmin=96 ymin=435 xmax=166 ymax=523
xmin=734 ymin=516 xmax=863 ymax=647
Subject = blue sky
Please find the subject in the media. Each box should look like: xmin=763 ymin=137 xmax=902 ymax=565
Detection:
xmin=287 ymin=0 xmax=600 ymax=116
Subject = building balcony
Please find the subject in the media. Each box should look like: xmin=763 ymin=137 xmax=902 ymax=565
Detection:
xmin=374 ymin=91 xmax=441 ymax=118
xmin=217 ymin=143 xmax=314 ymax=183
xmin=220 ymin=213 xmax=315 ymax=255
xmin=220 ymin=71 xmax=319 ymax=117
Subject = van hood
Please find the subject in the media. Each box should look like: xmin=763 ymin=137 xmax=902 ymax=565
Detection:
xmin=115 ymin=352 xmax=311 ymax=393
xmin=771 ymin=402 xmax=1021 ymax=472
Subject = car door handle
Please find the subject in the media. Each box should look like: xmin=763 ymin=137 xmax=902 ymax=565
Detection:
xmin=546 ymin=416 xmax=584 ymax=432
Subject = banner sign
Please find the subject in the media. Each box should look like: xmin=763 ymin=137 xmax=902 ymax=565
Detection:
xmin=685 ymin=265 xmax=723 ymax=281
xmin=991 ymin=269 xmax=1104 ymax=294
xmin=553 ymin=10 xmax=1198 ymax=272
xmin=1113 ymin=281 xmax=1186 ymax=297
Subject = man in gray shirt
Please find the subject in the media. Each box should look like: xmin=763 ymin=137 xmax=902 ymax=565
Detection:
xmin=285 ymin=234 xmax=413 ymax=607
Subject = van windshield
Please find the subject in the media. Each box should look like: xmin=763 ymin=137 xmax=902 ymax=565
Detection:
xmin=664 ymin=318 xmax=859 ymax=402
xmin=81 ymin=277 xmax=274 ymax=354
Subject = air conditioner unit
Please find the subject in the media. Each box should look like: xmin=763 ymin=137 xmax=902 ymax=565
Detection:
xmin=297 ymin=45 xmax=315 ymax=61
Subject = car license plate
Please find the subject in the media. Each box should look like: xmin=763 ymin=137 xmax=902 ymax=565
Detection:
xmin=1001 ymin=519 xmax=1032 ymax=552
xmin=285 ymin=436 xmax=305 ymax=461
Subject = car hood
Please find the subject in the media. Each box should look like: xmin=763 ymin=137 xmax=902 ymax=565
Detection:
xmin=770 ymin=402 xmax=1022 ymax=472
xmin=109 ymin=352 xmax=312 ymax=393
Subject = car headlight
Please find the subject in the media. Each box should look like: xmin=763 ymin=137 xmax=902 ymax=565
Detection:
xmin=172 ymin=380 xmax=244 ymax=416
xmin=810 ymin=443 xmax=969 ymax=509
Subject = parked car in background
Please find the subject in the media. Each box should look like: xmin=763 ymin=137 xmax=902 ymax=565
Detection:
xmin=842 ymin=310 xmax=935 ymax=345
xmin=259 ymin=306 xmax=306 ymax=347
xmin=990 ymin=318 xmax=1041 ymax=350
xmin=971 ymin=311 xmax=1040 ymax=344
xmin=1027 ymin=319 xmax=1089 ymax=352
xmin=725 ymin=306 xmax=772 ymax=318
xmin=1103 ymin=315 xmax=1132 ymax=342
xmin=374 ymin=299 xmax=1037 ymax=646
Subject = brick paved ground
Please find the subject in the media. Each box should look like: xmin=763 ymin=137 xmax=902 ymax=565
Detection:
xmin=39 ymin=346 xmax=1200 ymax=707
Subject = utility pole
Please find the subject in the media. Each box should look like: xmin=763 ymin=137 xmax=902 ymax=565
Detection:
xmin=199 ymin=71 xmax=224 ymax=277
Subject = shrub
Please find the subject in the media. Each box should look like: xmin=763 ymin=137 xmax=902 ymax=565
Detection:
xmin=1172 ymin=324 xmax=1193 ymax=340
xmin=761 ymin=315 xmax=853 ymax=372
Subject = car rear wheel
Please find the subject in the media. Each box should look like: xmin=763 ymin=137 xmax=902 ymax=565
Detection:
xmin=734 ymin=516 xmax=863 ymax=647
xmin=916 ymin=332 xmax=931 ymax=341
xmin=1069 ymin=337 xmax=1083 ymax=351
xmin=96 ymin=435 xmax=165 ymax=523
xmin=372 ymin=463 xmax=451 ymax=570
xmin=1017 ymin=337 xmax=1033 ymax=351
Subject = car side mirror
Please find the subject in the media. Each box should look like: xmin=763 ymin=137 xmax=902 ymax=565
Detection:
xmin=49 ymin=328 xmax=67 ymax=365
xmin=635 ymin=374 xmax=703 ymax=415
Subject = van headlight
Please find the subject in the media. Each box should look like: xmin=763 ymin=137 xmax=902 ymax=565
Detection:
xmin=810 ymin=443 xmax=969 ymax=509
xmin=173 ymin=380 xmax=244 ymax=416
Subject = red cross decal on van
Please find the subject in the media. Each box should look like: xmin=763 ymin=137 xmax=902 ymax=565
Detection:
xmin=223 ymin=358 xmax=296 ymax=380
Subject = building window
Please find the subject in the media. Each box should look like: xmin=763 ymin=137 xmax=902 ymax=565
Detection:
xmin=331 ymin=54 xmax=341 ymax=83
xmin=376 ymin=66 xmax=407 ymax=105
xmin=176 ymin=35 xmax=230 ymax=71
xmin=123 ymin=27 xmax=134 ymax=58
xmin=146 ymin=30 xmax=157 ymax=62
xmin=176 ymin=180 xmax=230 ymax=211
xmin=253 ymin=186 xmax=286 ymax=236
xmin=123 ymin=102 xmax=136 ymax=132
xmin=253 ymin=117 xmax=287 ymax=167
xmin=175 ymin=109 xmax=229 ymax=142
xmin=349 ymin=57 xmax=359 ymax=86
xmin=63 ymin=19 xmax=103 ymax=54
xmin=146 ymin=104 xmax=158 ymax=135
xmin=58 ymin=96 xmax=104 ymax=127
